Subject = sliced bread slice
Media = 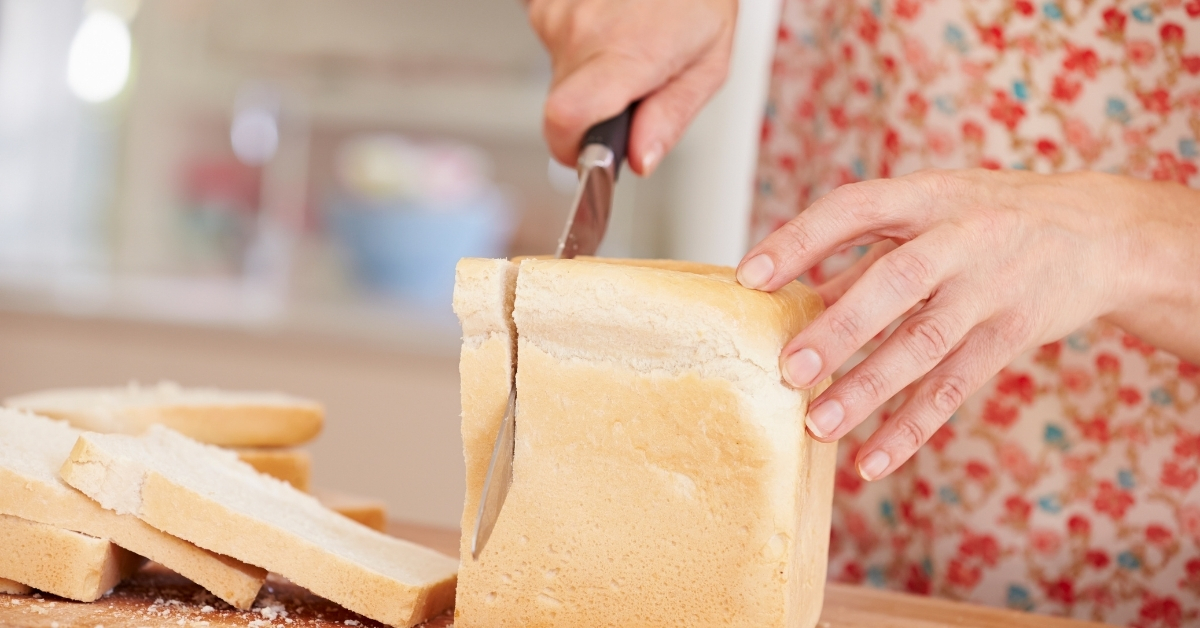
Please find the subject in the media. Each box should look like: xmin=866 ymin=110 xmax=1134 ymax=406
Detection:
xmin=234 ymin=447 xmax=312 ymax=491
xmin=0 ymin=578 xmax=31 ymax=595
xmin=5 ymin=381 xmax=323 ymax=447
xmin=60 ymin=426 xmax=458 ymax=628
xmin=0 ymin=410 xmax=266 ymax=609
xmin=0 ymin=514 xmax=143 ymax=602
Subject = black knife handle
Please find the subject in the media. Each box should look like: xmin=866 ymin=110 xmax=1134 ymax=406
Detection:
xmin=581 ymin=101 xmax=639 ymax=181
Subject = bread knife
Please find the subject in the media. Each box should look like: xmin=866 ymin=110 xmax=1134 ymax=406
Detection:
xmin=471 ymin=103 xmax=636 ymax=560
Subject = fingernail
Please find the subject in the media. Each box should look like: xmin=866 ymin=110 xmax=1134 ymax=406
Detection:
xmin=737 ymin=254 xmax=775 ymax=290
xmin=805 ymin=399 xmax=844 ymax=439
xmin=641 ymin=142 xmax=663 ymax=174
xmin=783 ymin=348 xmax=822 ymax=388
xmin=858 ymin=450 xmax=891 ymax=481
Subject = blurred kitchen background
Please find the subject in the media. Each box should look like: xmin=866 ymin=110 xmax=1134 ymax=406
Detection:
xmin=0 ymin=0 xmax=781 ymax=527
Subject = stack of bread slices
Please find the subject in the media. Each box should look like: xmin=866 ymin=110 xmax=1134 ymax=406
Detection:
xmin=7 ymin=382 xmax=389 ymax=530
xmin=0 ymin=386 xmax=458 ymax=628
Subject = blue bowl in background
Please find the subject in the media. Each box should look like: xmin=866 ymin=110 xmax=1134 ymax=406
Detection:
xmin=328 ymin=191 xmax=513 ymax=307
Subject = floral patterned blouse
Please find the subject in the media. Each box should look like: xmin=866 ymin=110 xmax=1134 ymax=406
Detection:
xmin=752 ymin=0 xmax=1200 ymax=625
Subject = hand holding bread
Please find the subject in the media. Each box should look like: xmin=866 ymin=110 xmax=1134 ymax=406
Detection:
xmin=737 ymin=169 xmax=1200 ymax=481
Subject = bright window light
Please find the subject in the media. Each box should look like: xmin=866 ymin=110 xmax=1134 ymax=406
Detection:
xmin=65 ymin=10 xmax=131 ymax=103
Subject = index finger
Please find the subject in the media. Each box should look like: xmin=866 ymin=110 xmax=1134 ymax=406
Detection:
xmin=737 ymin=172 xmax=950 ymax=292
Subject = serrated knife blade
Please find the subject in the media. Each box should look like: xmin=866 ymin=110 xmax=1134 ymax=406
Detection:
xmin=470 ymin=103 xmax=637 ymax=560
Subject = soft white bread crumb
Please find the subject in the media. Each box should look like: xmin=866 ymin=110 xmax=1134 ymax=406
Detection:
xmin=60 ymin=426 xmax=458 ymax=628
xmin=0 ymin=577 xmax=31 ymax=595
xmin=234 ymin=447 xmax=312 ymax=491
xmin=454 ymin=257 xmax=837 ymax=628
xmin=0 ymin=409 xmax=266 ymax=609
xmin=0 ymin=514 xmax=143 ymax=602
xmin=313 ymin=489 xmax=388 ymax=532
xmin=5 ymin=382 xmax=323 ymax=447
xmin=451 ymin=258 xmax=519 ymax=581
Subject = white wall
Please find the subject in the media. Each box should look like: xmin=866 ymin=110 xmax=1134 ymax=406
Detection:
xmin=664 ymin=0 xmax=782 ymax=266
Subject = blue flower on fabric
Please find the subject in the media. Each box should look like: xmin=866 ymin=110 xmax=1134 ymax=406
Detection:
xmin=1131 ymin=3 xmax=1155 ymax=23
xmin=1118 ymin=551 xmax=1141 ymax=570
xmin=1012 ymin=81 xmax=1029 ymax=101
xmin=939 ymin=486 xmax=960 ymax=504
xmin=1042 ymin=2 xmax=1064 ymax=19
xmin=1106 ymin=98 xmax=1131 ymax=124
xmin=1007 ymin=585 xmax=1034 ymax=611
xmin=935 ymin=95 xmax=956 ymax=114
xmin=1044 ymin=424 xmax=1068 ymax=450
xmin=1038 ymin=494 xmax=1063 ymax=514
xmin=1180 ymin=139 xmax=1197 ymax=158
xmin=764 ymin=102 xmax=777 ymax=119
xmin=871 ymin=0 xmax=883 ymax=16
xmin=758 ymin=179 xmax=773 ymax=196
xmin=881 ymin=500 xmax=896 ymax=526
xmin=1066 ymin=332 xmax=1090 ymax=351
xmin=851 ymin=158 xmax=866 ymax=180
xmin=921 ymin=557 xmax=933 ymax=576
xmin=867 ymin=566 xmax=886 ymax=587
xmin=874 ymin=81 xmax=884 ymax=100
xmin=1151 ymin=388 xmax=1173 ymax=405
xmin=1118 ymin=469 xmax=1136 ymax=490
xmin=944 ymin=25 xmax=968 ymax=53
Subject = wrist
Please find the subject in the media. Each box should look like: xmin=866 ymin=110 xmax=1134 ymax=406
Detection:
xmin=1100 ymin=177 xmax=1200 ymax=356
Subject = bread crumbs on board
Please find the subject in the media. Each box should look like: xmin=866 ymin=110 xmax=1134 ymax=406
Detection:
xmin=0 ymin=566 xmax=454 ymax=627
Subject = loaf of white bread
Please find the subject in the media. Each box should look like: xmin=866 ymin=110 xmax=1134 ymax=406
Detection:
xmin=0 ymin=410 xmax=267 ymax=608
xmin=0 ymin=513 xmax=143 ymax=602
xmin=453 ymin=257 xmax=838 ymax=628
xmin=4 ymin=382 xmax=323 ymax=447
xmin=59 ymin=425 xmax=458 ymax=628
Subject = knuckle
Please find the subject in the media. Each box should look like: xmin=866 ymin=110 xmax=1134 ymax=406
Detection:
xmin=927 ymin=374 xmax=969 ymax=415
xmin=997 ymin=311 xmax=1036 ymax=346
xmin=850 ymin=365 xmax=889 ymax=403
xmin=823 ymin=182 xmax=884 ymax=223
xmin=893 ymin=416 xmax=932 ymax=452
xmin=824 ymin=307 xmax=865 ymax=345
xmin=774 ymin=218 xmax=819 ymax=257
xmin=543 ymin=92 xmax=580 ymax=133
xmin=881 ymin=248 xmax=938 ymax=298
xmin=564 ymin=4 xmax=600 ymax=38
xmin=900 ymin=315 xmax=956 ymax=362
xmin=910 ymin=169 xmax=964 ymax=199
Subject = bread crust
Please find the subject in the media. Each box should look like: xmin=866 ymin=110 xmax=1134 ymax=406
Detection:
xmin=5 ymin=385 xmax=324 ymax=447
xmin=0 ymin=514 xmax=143 ymax=603
xmin=235 ymin=447 xmax=312 ymax=491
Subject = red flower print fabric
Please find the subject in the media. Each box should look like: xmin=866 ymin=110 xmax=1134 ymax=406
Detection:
xmin=754 ymin=1 xmax=1200 ymax=625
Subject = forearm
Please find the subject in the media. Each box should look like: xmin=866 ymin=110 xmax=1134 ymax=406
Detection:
xmin=1103 ymin=178 xmax=1200 ymax=364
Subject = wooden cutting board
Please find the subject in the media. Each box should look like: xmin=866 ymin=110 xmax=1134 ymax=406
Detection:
xmin=0 ymin=521 xmax=1104 ymax=628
